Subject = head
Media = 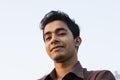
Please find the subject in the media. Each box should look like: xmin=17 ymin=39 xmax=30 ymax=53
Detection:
xmin=40 ymin=11 xmax=82 ymax=62
xmin=41 ymin=11 xmax=80 ymax=39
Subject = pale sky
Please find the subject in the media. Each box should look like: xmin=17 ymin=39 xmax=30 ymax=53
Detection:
xmin=0 ymin=0 xmax=120 ymax=80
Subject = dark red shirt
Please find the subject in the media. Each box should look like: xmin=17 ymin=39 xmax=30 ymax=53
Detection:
xmin=39 ymin=61 xmax=115 ymax=80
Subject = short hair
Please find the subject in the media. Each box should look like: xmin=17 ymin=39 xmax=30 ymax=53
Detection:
xmin=40 ymin=10 xmax=80 ymax=39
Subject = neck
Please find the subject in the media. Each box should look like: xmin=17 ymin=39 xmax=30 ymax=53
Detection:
xmin=54 ymin=56 xmax=78 ymax=80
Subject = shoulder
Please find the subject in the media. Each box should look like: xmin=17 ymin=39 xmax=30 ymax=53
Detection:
xmin=89 ymin=70 xmax=115 ymax=80
xmin=38 ymin=75 xmax=48 ymax=80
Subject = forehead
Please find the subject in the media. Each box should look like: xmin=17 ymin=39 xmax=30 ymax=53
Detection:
xmin=44 ymin=20 xmax=69 ymax=34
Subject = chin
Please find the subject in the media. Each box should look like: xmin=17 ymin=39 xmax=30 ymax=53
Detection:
xmin=53 ymin=55 xmax=65 ymax=63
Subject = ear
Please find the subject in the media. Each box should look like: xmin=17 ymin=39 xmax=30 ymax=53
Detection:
xmin=74 ymin=37 xmax=82 ymax=47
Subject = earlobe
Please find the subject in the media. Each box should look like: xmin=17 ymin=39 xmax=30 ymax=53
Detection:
xmin=75 ymin=37 xmax=82 ymax=47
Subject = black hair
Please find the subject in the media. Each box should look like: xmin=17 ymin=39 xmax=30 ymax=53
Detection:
xmin=40 ymin=10 xmax=80 ymax=38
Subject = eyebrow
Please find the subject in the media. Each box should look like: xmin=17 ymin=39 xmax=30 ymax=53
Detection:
xmin=44 ymin=28 xmax=67 ymax=37
xmin=44 ymin=31 xmax=51 ymax=37
xmin=55 ymin=28 xmax=67 ymax=33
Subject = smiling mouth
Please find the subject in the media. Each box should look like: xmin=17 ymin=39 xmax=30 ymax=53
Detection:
xmin=51 ymin=46 xmax=64 ymax=52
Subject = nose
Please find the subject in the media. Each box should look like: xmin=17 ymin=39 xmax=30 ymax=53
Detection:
xmin=51 ymin=35 xmax=60 ymax=45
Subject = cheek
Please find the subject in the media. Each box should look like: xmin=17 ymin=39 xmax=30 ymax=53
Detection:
xmin=45 ymin=43 xmax=50 ymax=53
xmin=66 ymin=39 xmax=75 ymax=49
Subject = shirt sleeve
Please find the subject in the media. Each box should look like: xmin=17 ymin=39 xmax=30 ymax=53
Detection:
xmin=95 ymin=70 xmax=116 ymax=80
xmin=88 ymin=70 xmax=115 ymax=80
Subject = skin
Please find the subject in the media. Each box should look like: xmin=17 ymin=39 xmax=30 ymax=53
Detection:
xmin=44 ymin=20 xmax=82 ymax=80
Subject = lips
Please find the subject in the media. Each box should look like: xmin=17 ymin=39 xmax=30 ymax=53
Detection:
xmin=50 ymin=45 xmax=64 ymax=52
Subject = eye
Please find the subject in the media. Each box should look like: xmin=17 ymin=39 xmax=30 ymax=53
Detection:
xmin=58 ymin=32 xmax=66 ymax=36
xmin=45 ymin=36 xmax=51 ymax=41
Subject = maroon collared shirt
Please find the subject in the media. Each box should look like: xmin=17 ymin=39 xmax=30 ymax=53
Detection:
xmin=39 ymin=61 xmax=115 ymax=80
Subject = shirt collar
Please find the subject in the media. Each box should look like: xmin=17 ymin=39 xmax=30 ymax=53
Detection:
xmin=71 ymin=61 xmax=84 ymax=79
xmin=49 ymin=61 xmax=84 ymax=79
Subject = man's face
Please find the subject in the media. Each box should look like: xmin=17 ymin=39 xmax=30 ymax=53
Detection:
xmin=44 ymin=20 xmax=80 ymax=62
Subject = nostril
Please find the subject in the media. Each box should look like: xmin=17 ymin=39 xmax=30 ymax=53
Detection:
xmin=50 ymin=35 xmax=60 ymax=44
xmin=51 ymin=39 xmax=60 ymax=44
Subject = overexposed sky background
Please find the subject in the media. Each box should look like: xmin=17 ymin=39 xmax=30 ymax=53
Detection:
xmin=0 ymin=0 xmax=120 ymax=80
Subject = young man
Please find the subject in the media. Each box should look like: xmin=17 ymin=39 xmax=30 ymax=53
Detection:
xmin=39 ymin=11 xmax=115 ymax=80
